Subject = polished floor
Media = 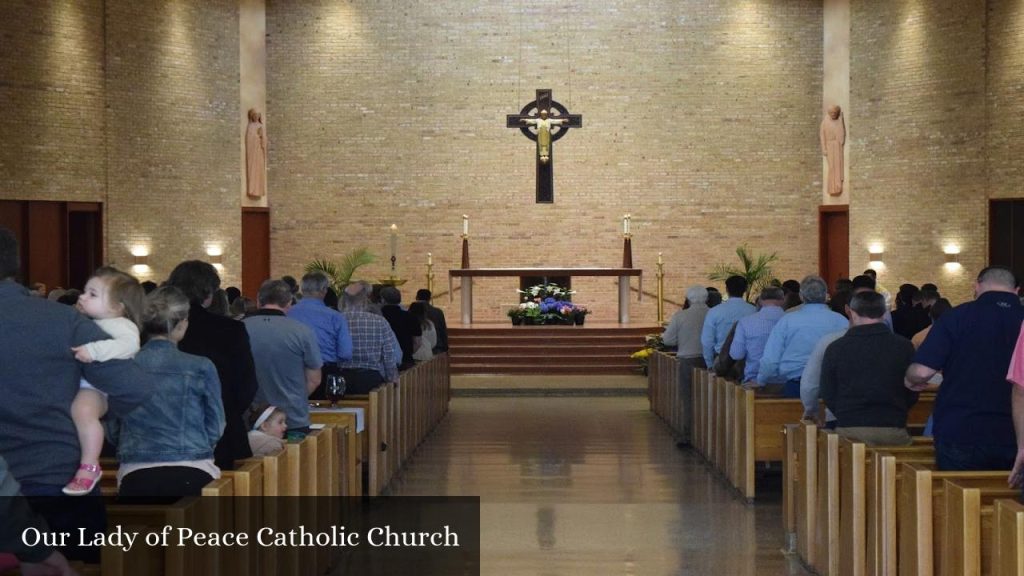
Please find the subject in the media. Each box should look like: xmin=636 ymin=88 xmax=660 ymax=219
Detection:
xmin=388 ymin=396 xmax=813 ymax=576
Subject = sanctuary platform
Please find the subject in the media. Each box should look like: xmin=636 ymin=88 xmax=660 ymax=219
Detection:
xmin=447 ymin=322 xmax=658 ymax=377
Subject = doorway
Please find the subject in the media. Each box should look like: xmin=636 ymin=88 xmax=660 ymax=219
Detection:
xmin=819 ymin=205 xmax=850 ymax=291
xmin=241 ymin=208 xmax=271 ymax=299
xmin=0 ymin=200 xmax=103 ymax=290
xmin=990 ymin=199 xmax=1024 ymax=284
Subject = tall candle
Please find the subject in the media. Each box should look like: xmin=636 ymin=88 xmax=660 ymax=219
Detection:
xmin=623 ymin=214 xmax=631 ymax=235
xmin=462 ymin=214 xmax=469 ymax=236
xmin=390 ymin=224 xmax=398 ymax=260
xmin=658 ymin=252 xmax=663 ymax=265
xmin=428 ymin=252 xmax=433 ymax=265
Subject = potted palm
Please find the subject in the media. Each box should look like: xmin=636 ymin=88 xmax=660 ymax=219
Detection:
xmin=305 ymin=247 xmax=376 ymax=293
xmin=707 ymin=245 xmax=779 ymax=303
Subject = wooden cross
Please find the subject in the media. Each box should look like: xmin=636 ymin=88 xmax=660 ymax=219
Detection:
xmin=506 ymin=89 xmax=583 ymax=203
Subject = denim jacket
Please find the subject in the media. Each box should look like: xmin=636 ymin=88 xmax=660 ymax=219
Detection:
xmin=113 ymin=339 xmax=225 ymax=463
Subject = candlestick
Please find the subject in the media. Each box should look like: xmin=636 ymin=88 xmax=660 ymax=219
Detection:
xmin=462 ymin=214 xmax=469 ymax=236
xmin=389 ymin=224 xmax=398 ymax=262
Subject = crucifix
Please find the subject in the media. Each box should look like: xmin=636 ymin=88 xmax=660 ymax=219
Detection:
xmin=506 ymin=89 xmax=583 ymax=203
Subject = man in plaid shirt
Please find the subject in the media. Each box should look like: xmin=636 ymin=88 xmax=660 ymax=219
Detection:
xmin=339 ymin=281 xmax=399 ymax=394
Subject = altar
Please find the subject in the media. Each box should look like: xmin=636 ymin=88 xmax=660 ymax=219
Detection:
xmin=448 ymin=267 xmax=642 ymax=325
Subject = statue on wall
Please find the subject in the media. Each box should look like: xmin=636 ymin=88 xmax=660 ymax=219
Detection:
xmin=521 ymin=109 xmax=568 ymax=165
xmin=245 ymin=108 xmax=267 ymax=199
xmin=820 ymin=104 xmax=846 ymax=197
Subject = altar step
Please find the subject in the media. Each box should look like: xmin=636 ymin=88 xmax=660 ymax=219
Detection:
xmin=448 ymin=324 xmax=657 ymax=375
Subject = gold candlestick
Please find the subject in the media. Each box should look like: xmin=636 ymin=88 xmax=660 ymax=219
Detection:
xmin=656 ymin=252 xmax=665 ymax=324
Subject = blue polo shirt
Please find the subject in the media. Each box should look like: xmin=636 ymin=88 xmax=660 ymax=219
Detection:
xmin=914 ymin=291 xmax=1024 ymax=447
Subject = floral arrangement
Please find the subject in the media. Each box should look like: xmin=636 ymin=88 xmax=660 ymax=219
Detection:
xmin=518 ymin=282 xmax=575 ymax=301
xmin=631 ymin=334 xmax=666 ymax=374
xmin=508 ymin=283 xmax=591 ymax=325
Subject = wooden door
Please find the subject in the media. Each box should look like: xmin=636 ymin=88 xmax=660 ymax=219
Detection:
xmin=67 ymin=203 xmax=103 ymax=290
xmin=819 ymin=206 xmax=850 ymax=291
xmin=241 ymin=208 xmax=270 ymax=299
xmin=0 ymin=200 xmax=101 ymax=290
xmin=990 ymin=199 xmax=1024 ymax=283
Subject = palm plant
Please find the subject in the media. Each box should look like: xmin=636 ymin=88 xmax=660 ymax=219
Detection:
xmin=305 ymin=247 xmax=376 ymax=293
xmin=707 ymin=245 xmax=779 ymax=302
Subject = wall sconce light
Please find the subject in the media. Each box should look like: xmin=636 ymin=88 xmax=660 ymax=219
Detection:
xmin=130 ymin=246 xmax=150 ymax=271
xmin=943 ymin=244 xmax=961 ymax=269
xmin=868 ymin=244 xmax=884 ymax=262
xmin=206 ymin=245 xmax=223 ymax=266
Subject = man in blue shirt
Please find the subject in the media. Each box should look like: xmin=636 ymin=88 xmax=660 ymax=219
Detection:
xmin=730 ymin=286 xmax=786 ymax=385
xmin=758 ymin=275 xmax=848 ymax=397
xmin=701 ymin=275 xmax=756 ymax=368
xmin=906 ymin=266 xmax=1024 ymax=473
xmin=287 ymin=272 xmax=353 ymax=399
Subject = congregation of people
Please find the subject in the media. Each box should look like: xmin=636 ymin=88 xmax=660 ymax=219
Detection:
xmin=0 ymin=226 xmax=448 ymax=572
xmin=662 ymin=265 xmax=1024 ymax=487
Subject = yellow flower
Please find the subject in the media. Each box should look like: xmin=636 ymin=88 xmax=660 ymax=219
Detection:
xmin=631 ymin=348 xmax=653 ymax=360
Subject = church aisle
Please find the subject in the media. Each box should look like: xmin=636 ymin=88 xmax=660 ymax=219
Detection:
xmin=388 ymin=396 xmax=812 ymax=575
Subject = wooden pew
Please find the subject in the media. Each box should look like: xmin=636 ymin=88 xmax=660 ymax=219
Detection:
xmin=786 ymin=395 xmax=935 ymax=572
xmin=782 ymin=422 xmax=801 ymax=553
xmin=793 ymin=421 xmax=819 ymax=566
xmin=899 ymin=463 xmax=1010 ymax=576
xmin=693 ymin=366 xmax=705 ymax=456
xmin=815 ymin=430 xmax=841 ymax=576
xmin=996 ymin=499 xmax=1024 ymax=576
xmin=336 ymin=387 xmax=387 ymax=495
xmin=310 ymin=410 xmax=362 ymax=496
xmin=733 ymin=387 xmax=806 ymax=501
xmin=223 ymin=459 xmax=263 ymax=497
xmin=106 ymin=497 xmax=202 ymax=576
xmin=199 ymin=477 xmax=234 ymax=576
xmin=647 ymin=351 xmax=674 ymax=430
xmin=97 ymin=524 xmax=149 ymax=576
xmin=837 ymin=440 xmax=934 ymax=576
xmin=222 ymin=460 xmax=264 ymax=576
xmin=943 ymin=479 xmax=1019 ymax=576
xmin=241 ymin=448 xmax=289 ymax=576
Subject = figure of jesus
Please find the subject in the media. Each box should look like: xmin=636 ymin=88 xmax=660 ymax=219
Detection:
xmin=521 ymin=109 xmax=568 ymax=164
xmin=820 ymin=105 xmax=846 ymax=197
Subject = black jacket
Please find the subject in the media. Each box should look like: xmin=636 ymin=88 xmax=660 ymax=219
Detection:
xmin=178 ymin=304 xmax=259 ymax=469
xmin=426 ymin=303 xmax=449 ymax=353
xmin=821 ymin=323 xmax=918 ymax=428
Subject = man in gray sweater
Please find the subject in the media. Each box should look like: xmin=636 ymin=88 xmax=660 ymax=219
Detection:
xmin=0 ymin=227 xmax=150 ymax=562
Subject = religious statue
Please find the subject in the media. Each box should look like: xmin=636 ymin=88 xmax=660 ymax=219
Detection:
xmin=245 ymin=108 xmax=267 ymax=199
xmin=820 ymin=104 xmax=846 ymax=197
xmin=521 ymin=109 xmax=568 ymax=164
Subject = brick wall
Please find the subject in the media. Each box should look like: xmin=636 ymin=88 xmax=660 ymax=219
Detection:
xmin=104 ymin=0 xmax=240 ymax=285
xmin=267 ymin=0 xmax=824 ymax=322
xmin=8 ymin=2 xmax=1018 ymax=314
xmin=987 ymin=0 xmax=1024 ymax=201
xmin=0 ymin=1 xmax=241 ymax=287
xmin=0 ymin=1 xmax=106 ymax=203
xmin=851 ymin=0 xmax=991 ymax=304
